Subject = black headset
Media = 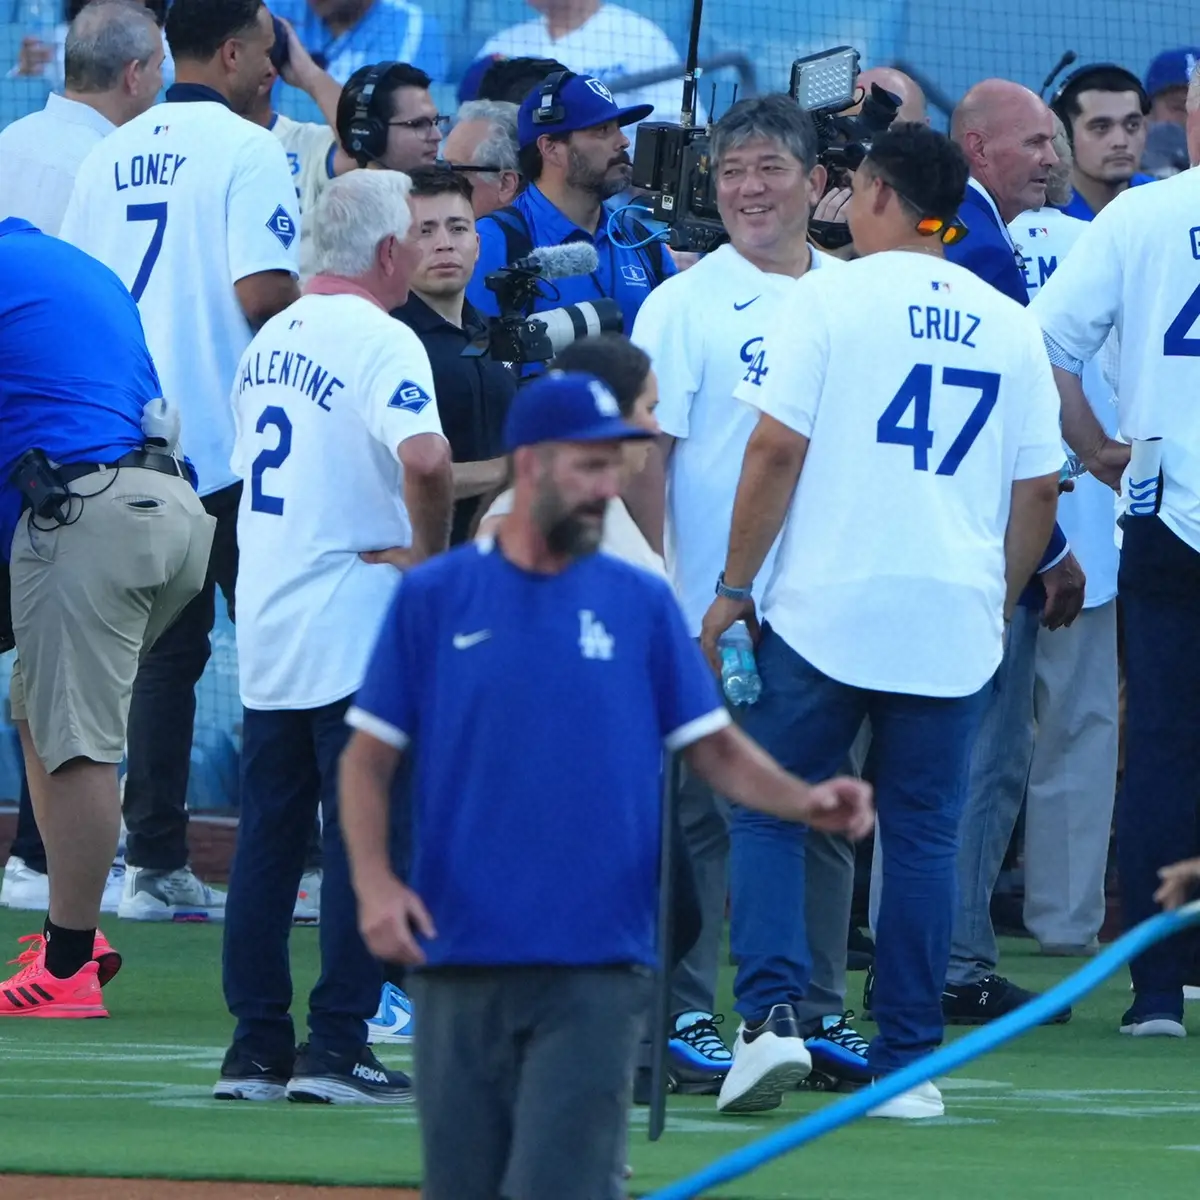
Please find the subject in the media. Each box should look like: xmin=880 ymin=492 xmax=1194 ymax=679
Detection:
xmin=346 ymin=62 xmax=394 ymax=163
xmin=531 ymin=69 xmax=576 ymax=126
xmin=1049 ymin=63 xmax=1151 ymax=135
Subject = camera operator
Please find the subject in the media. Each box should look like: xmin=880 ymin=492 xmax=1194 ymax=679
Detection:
xmin=629 ymin=95 xmax=872 ymax=1094
xmin=392 ymin=167 xmax=516 ymax=543
xmin=466 ymin=70 xmax=674 ymax=339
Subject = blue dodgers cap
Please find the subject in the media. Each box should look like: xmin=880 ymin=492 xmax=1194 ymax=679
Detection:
xmin=1145 ymin=48 xmax=1200 ymax=98
xmin=517 ymin=72 xmax=653 ymax=148
xmin=503 ymin=371 xmax=653 ymax=451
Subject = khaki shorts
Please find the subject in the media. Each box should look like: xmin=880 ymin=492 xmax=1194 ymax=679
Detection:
xmin=9 ymin=466 xmax=215 ymax=773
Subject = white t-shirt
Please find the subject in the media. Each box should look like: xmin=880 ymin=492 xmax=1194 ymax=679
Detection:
xmin=480 ymin=3 xmax=688 ymax=134
xmin=1009 ymin=207 xmax=1118 ymax=608
xmin=271 ymin=113 xmax=337 ymax=282
xmin=59 ymin=99 xmax=299 ymax=497
xmin=1033 ymin=167 xmax=1200 ymax=553
xmin=231 ymin=290 xmax=445 ymax=710
xmin=631 ymin=243 xmax=843 ymax=635
xmin=0 ymin=93 xmax=113 ymax=235
xmin=739 ymin=250 xmax=1064 ymax=698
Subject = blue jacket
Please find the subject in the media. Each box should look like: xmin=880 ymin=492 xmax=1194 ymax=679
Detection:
xmin=946 ymin=182 xmax=1068 ymax=602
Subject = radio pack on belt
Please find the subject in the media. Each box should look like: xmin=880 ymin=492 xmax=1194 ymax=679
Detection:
xmin=10 ymin=448 xmax=72 ymax=524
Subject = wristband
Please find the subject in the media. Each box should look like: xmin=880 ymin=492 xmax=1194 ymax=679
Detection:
xmin=715 ymin=571 xmax=753 ymax=602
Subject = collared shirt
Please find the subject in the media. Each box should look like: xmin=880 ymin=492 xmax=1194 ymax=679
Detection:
xmin=0 ymin=92 xmax=114 ymax=235
xmin=1057 ymin=173 xmax=1155 ymax=221
xmin=392 ymin=292 xmax=516 ymax=544
xmin=466 ymin=183 xmax=675 ymax=343
xmin=0 ymin=219 xmax=157 ymax=559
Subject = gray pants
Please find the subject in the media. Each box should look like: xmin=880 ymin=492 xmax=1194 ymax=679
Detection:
xmin=410 ymin=965 xmax=651 ymax=1200
xmin=947 ymin=606 xmax=1041 ymax=987
xmin=1023 ymin=600 xmax=1119 ymax=947
xmin=671 ymin=772 xmax=852 ymax=1027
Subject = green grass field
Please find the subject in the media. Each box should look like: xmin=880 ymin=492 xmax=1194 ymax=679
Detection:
xmin=0 ymin=911 xmax=1197 ymax=1198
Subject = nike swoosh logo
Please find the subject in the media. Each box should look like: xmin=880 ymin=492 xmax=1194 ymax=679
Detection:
xmin=453 ymin=630 xmax=492 ymax=650
xmin=734 ymin=297 xmax=760 ymax=311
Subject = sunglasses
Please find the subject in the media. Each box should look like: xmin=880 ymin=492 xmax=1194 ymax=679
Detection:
xmin=446 ymin=163 xmax=509 ymax=175
xmin=884 ymin=179 xmax=968 ymax=245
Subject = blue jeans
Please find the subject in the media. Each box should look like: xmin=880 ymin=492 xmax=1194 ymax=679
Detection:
xmin=731 ymin=628 xmax=988 ymax=1072
xmin=1117 ymin=516 xmax=1200 ymax=1016
xmin=222 ymin=697 xmax=390 ymax=1060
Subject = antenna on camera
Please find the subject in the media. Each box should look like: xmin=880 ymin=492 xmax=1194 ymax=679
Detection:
xmin=679 ymin=0 xmax=703 ymax=128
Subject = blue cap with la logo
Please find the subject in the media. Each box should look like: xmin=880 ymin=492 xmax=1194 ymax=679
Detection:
xmin=503 ymin=371 xmax=653 ymax=451
xmin=517 ymin=71 xmax=654 ymax=148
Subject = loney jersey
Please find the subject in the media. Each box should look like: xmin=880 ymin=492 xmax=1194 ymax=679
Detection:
xmin=1033 ymin=168 xmax=1200 ymax=552
xmin=59 ymin=99 xmax=299 ymax=496
xmin=738 ymin=250 xmax=1063 ymax=698
xmin=230 ymin=291 xmax=444 ymax=711
xmin=632 ymin=243 xmax=844 ymax=635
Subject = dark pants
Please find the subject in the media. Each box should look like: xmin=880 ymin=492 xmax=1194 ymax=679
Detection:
xmin=730 ymin=627 xmax=987 ymax=1072
xmin=222 ymin=697 xmax=381 ymax=1060
xmin=411 ymin=965 xmax=651 ymax=1200
xmin=1117 ymin=516 xmax=1200 ymax=1014
xmin=8 ymin=483 xmax=238 ymax=874
xmin=122 ymin=483 xmax=240 ymax=870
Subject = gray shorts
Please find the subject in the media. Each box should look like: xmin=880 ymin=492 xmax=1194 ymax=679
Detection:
xmin=410 ymin=964 xmax=652 ymax=1200
xmin=9 ymin=466 xmax=214 ymax=772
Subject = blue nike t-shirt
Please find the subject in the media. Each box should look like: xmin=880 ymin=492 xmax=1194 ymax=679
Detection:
xmin=347 ymin=538 xmax=729 ymax=969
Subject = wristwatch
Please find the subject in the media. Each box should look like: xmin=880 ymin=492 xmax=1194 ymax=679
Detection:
xmin=715 ymin=571 xmax=753 ymax=602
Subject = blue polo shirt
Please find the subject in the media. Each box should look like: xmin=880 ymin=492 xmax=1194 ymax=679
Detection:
xmin=347 ymin=538 xmax=728 ymax=969
xmin=466 ymin=184 xmax=676 ymax=341
xmin=0 ymin=219 xmax=158 ymax=559
xmin=1057 ymin=173 xmax=1155 ymax=221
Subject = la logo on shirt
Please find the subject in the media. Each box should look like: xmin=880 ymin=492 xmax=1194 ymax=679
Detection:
xmin=579 ymin=610 xmax=614 ymax=660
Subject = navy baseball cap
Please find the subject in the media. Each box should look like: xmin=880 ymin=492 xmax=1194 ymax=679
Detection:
xmin=1145 ymin=48 xmax=1200 ymax=98
xmin=517 ymin=72 xmax=653 ymax=148
xmin=503 ymin=371 xmax=653 ymax=451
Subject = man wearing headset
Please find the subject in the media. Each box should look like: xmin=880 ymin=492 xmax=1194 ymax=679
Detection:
xmin=1049 ymin=64 xmax=1153 ymax=220
xmin=465 ymin=69 xmax=675 ymax=340
xmin=335 ymin=60 xmax=445 ymax=174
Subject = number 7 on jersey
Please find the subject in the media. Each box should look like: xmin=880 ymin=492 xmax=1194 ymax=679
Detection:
xmin=125 ymin=202 xmax=168 ymax=302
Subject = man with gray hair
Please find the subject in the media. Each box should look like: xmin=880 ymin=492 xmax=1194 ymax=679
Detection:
xmin=0 ymin=0 xmax=163 ymax=234
xmin=629 ymin=95 xmax=871 ymax=1102
xmin=442 ymin=99 xmax=522 ymax=217
xmin=215 ymin=168 xmax=453 ymax=1105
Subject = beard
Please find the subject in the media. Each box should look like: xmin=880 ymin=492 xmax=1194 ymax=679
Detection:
xmin=566 ymin=144 xmax=632 ymax=201
xmin=533 ymin=480 xmax=606 ymax=558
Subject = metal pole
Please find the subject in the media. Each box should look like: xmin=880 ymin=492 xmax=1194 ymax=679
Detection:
xmin=648 ymin=752 xmax=680 ymax=1141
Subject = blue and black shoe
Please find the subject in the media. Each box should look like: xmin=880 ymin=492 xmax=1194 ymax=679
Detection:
xmin=668 ymin=1010 xmax=732 ymax=1094
xmin=802 ymin=1012 xmax=873 ymax=1090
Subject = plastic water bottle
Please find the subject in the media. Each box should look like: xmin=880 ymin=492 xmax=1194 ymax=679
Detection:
xmin=719 ymin=621 xmax=762 ymax=706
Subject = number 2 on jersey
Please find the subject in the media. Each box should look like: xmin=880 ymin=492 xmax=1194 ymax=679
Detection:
xmin=125 ymin=202 xmax=167 ymax=301
xmin=877 ymin=364 xmax=1000 ymax=476
xmin=251 ymin=406 xmax=292 ymax=515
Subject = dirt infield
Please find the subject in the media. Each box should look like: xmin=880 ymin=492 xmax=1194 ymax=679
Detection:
xmin=0 ymin=1179 xmax=420 ymax=1199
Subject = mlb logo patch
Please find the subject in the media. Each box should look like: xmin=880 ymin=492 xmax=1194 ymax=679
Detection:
xmin=585 ymin=78 xmax=615 ymax=103
xmin=153 ymin=125 xmax=169 ymax=134
xmin=388 ymin=380 xmax=434 ymax=414
xmin=266 ymin=205 xmax=296 ymax=249
xmin=1027 ymin=227 xmax=1049 ymax=238
xmin=931 ymin=281 xmax=951 ymax=292
xmin=620 ymin=264 xmax=648 ymax=285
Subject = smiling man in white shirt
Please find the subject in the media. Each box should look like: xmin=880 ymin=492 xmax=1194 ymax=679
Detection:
xmin=0 ymin=0 xmax=162 ymax=235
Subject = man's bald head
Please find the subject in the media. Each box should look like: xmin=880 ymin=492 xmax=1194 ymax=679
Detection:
xmin=856 ymin=67 xmax=927 ymax=125
xmin=951 ymin=78 xmax=1059 ymax=221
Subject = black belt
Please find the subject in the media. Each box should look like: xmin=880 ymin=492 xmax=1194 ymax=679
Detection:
xmin=57 ymin=449 xmax=186 ymax=486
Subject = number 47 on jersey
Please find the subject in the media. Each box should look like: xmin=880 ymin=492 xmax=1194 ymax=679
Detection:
xmin=876 ymin=364 xmax=1001 ymax=476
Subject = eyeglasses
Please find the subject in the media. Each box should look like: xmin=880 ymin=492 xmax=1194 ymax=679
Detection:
xmin=446 ymin=163 xmax=509 ymax=175
xmin=388 ymin=115 xmax=451 ymax=136
xmin=883 ymin=179 xmax=968 ymax=245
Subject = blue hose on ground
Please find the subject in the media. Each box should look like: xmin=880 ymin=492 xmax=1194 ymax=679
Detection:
xmin=644 ymin=899 xmax=1200 ymax=1200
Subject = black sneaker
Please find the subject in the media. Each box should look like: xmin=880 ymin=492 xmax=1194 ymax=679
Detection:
xmin=667 ymin=1011 xmax=731 ymax=1094
xmin=802 ymin=1012 xmax=873 ymax=1089
xmin=212 ymin=1044 xmax=293 ymax=1102
xmin=286 ymin=1043 xmax=414 ymax=1105
xmin=632 ymin=1065 xmax=678 ymax=1106
xmin=942 ymin=974 xmax=1071 ymax=1026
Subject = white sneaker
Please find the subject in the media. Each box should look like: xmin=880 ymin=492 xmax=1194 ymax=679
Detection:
xmin=0 ymin=856 xmax=50 ymax=910
xmin=1119 ymin=1014 xmax=1186 ymax=1038
xmin=867 ymin=1080 xmax=945 ymax=1120
xmin=100 ymin=859 xmax=126 ymax=915
xmin=293 ymin=870 xmax=322 ymax=925
xmin=366 ymin=982 xmax=413 ymax=1044
xmin=716 ymin=1003 xmax=811 ymax=1114
xmin=117 ymin=865 xmax=226 ymax=922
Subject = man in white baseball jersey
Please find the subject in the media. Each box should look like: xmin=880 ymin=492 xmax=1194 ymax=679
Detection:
xmin=59 ymin=0 xmax=301 ymax=922
xmin=214 ymin=169 xmax=452 ymax=1103
xmin=702 ymin=123 xmax=1062 ymax=1119
xmin=1031 ymin=65 xmax=1200 ymax=1039
xmin=630 ymin=95 xmax=870 ymax=1096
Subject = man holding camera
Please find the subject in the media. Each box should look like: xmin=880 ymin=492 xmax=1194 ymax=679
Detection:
xmin=629 ymin=94 xmax=872 ymax=1095
xmin=466 ymin=70 xmax=674 ymax=338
